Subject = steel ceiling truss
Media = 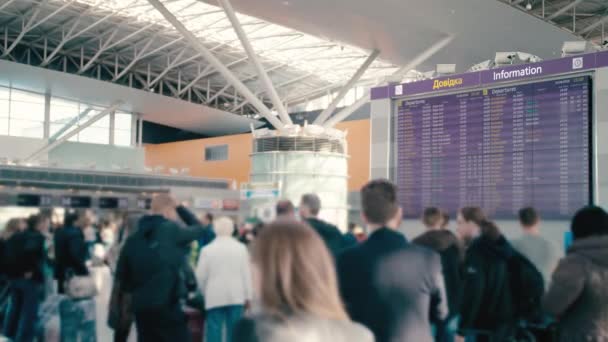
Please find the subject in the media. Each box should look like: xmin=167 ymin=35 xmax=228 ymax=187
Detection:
xmin=0 ymin=0 xmax=395 ymax=116
xmin=500 ymin=0 xmax=608 ymax=44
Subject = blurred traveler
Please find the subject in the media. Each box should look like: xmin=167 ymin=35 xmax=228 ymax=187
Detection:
xmin=441 ymin=212 xmax=450 ymax=229
xmin=413 ymin=207 xmax=464 ymax=342
xmin=457 ymin=220 xmax=543 ymax=342
xmin=456 ymin=207 xmax=486 ymax=249
xmin=543 ymin=206 xmax=608 ymax=341
xmin=275 ymin=199 xmax=296 ymax=220
xmin=232 ymin=220 xmax=373 ymax=342
xmin=299 ymin=194 xmax=345 ymax=257
xmin=107 ymin=212 xmax=142 ymax=342
xmin=0 ymin=218 xmax=26 ymax=276
xmin=3 ymin=214 xmax=47 ymax=342
xmin=512 ymin=207 xmax=559 ymax=286
xmin=197 ymin=212 xmax=216 ymax=250
xmin=337 ymin=180 xmax=447 ymax=342
xmin=196 ymin=217 xmax=252 ymax=342
xmin=342 ymin=222 xmax=359 ymax=249
xmin=116 ymin=194 xmax=211 ymax=342
xmin=56 ymin=210 xmax=97 ymax=342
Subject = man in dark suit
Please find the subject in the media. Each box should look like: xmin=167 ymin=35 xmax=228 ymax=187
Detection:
xmin=116 ymin=194 xmax=211 ymax=342
xmin=299 ymin=193 xmax=345 ymax=258
xmin=337 ymin=179 xmax=447 ymax=342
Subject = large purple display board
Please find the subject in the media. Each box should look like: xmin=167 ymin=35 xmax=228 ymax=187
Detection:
xmin=396 ymin=76 xmax=590 ymax=219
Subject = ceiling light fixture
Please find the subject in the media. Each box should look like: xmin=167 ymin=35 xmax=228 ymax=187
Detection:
xmin=525 ymin=1 xmax=532 ymax=10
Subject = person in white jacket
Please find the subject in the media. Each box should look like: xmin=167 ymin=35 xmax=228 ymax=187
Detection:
xmin=195 ymin=216 xmax=253 ymax=342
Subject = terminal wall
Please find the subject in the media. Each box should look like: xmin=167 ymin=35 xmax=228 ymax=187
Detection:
xmin=144 ymin=119 xmax=371 ymax=191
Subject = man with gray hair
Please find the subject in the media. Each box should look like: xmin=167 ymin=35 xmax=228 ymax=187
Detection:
xmin=299 ymin=193 xmax=345 ymax=257
xmin=196 ymin=217 xmax=252 ymax=342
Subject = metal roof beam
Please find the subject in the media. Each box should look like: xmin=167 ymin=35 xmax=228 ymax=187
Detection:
xmin=217 ymin=0 xmax=291 ymax=125
xmin=581 ymin=13 xmax=608 ymax=35
xmin=323 ymin=35 xmax=454 ymax=128
xmin=147 ymin=0 xmax=283 ymax=129
xmin=314 ymin=49 xmax=379 ymax=125
xmin=547 ymin=0 xmax=586 ymax=21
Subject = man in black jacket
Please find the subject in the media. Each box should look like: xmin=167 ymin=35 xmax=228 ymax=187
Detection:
xmin=337 ymin=180 xmax=447 ymax=342
xmin=457 ymin=220 xmax=518 ymax=342
xmin=4 ymin=214 xmax=48 ymax=342
xmin=413 ymin=207 xmax=464 ymax=342
xmin=299 ymin=193 xmax=345 ymax=257
xmin=116 ymin=194 xmax=211 ymax=342
xmin=54 ymin=211 xmax=89 ymax=294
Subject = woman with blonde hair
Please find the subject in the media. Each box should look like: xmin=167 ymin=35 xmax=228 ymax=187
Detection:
xmin=232 ymin=220 xmax=373 ymax=342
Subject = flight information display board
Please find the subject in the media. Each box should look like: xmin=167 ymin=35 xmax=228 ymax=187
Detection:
xmin=396 ymin=76 xmax=591 ymax=219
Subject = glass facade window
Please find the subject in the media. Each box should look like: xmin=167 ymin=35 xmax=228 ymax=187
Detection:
xmin=0 ymin=86 xmax=134 ymax=147
xmin=114 ymin=112 xmax=132 ymax=147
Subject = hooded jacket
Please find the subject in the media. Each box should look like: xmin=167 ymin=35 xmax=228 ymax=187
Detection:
xmin=543 ymin=235 xmax=608 ymax=342
xmin=116 ymin=209 xmax=208 ymax=313
xmin=458 ymin=235 xmax=517 ymax=334
xmin=413 ymin=229 xmax=464 ymax=319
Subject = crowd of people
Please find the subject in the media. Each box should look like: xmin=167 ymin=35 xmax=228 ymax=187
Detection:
xmin=0 ymin=178 xmax=607 ymax=342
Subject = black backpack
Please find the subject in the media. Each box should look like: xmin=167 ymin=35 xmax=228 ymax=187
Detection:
xmin=507 ymin=251 xmax=545 ymax=322
xmin=3 ymin=233 xmax=27 ymax=277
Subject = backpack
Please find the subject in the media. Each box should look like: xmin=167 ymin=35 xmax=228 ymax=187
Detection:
xmin=507 ymin=251 xmax=545 ymax=322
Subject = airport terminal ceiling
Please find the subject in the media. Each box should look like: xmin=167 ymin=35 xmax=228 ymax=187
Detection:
xmin=0 ymin=0 xmax=399 ymax=121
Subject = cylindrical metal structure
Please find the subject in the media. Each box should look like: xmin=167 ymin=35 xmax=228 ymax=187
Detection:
xmin=250 ymin=131 xmax=349 ymax=231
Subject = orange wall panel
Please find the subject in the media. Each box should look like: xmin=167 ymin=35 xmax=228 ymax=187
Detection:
xmin=144 ymin=119 xmax=371 ymax=191
xmin=145 ymin=134 xmax=252 ymax=184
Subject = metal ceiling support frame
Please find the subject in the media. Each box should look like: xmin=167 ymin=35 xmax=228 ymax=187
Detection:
xmin=547 ymin=0 xmax=586 ymax=21
xmin=24 ymin=101 xmax=123 ymax=162
xmin=581 ymin=14 xmax=608 ymax=35
xmin=323 ymin=35 xmax=454 ymax=129
xmin=147 ymin=0 xmax=284 ymax=130
xmin=216 ymin=0 xmax=292 ymax=125
xmin=313 ymin=49 xmax=379 ymax=125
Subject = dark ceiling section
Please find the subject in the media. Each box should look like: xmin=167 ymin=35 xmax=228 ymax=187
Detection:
xmin=142 ymin=121 xmax=208 ymax=144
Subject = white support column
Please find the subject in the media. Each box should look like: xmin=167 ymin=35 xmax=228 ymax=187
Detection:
xmin=131 ymin=113 xmax=137 ymax=147
xmin=314 ymin=49 xmax=379 ymax=125
xmin=25 ymin=101 xmax=123 ymax=162
xmin=109 ymin=110 xmax=115 ymax=145
xmin=147 ymin=0 xmax=284 ymax=130
xmin=217 ymin=0 xmax=292 ymax=125
xmin=138 ymin=114 xmax=143 ymax=147
xmin=43 ymin=92 xmax=51 ymax=139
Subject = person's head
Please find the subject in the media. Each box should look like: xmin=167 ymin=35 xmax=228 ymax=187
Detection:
xmin=27 ymin=214 xmax=50 ymax=233
xmin=422 ymin=207 xmax=443 ymax=230
xmin=441 ymin=213 xmax=450 ymax=229
xmin=360 ymin=179 xmax=401 ymax=229
xmin=64 ymin=211 xmax=79 ymax=228
xmin=275 ymin=200 xmax=295 ymax=219
xmin=213 ymin=216 xmax=235 ymax=237
xmin=570 ymin=206 xmax=608 ymax=240
xmin=479 ymin=220 xmax=501 ymax=241
xmin=299 ymin=194 xmax=321 ymax=219
xmin=518 ymin=207 xmax=540 ymax=232
xmin=457 ymin=207 xmax=486 ymax=243
xmin=348 ymin=222 xmax=356 ymax=233
xmin=251 ymin=220 xmax=348 ymax=320
xmin=201 ymin=212 xmax=214 ymax=226
xmin=75 ymin=209 xmax=94 ymax=229
xmin=121 ymin=211 xmax=143 ymax=240
xmin=2 ymin=218 xmax=25 ymax=239
xmin=150 ymin=194 xmax=178 ymax=221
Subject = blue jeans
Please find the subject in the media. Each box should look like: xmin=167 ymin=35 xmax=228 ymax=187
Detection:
xmin=205 ymin=305 xmax=244 ymax=342
xmin=59 ymin=297 xmax=97 ymax=342
xmin=3 ymin=279 xmax=41 ymax=342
